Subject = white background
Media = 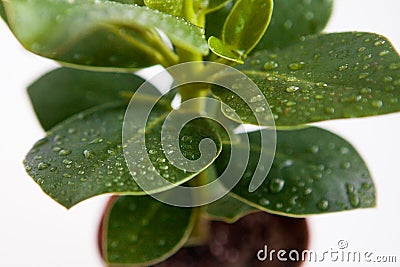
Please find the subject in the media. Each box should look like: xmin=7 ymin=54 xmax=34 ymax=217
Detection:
xmin=0 ymin=1 xmax=399 ymax=266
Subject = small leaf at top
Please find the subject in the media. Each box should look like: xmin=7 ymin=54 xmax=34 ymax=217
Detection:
xmin=144 ymin=0 xmax=184 ymax=17
xmin=208 ymin=36 xmax=244 ymax=63
xmin=192 ymin=0 xmax=233 ymax=16
xmin=101 ymin=196 xmax=196 ymax=266
xmin=212 ymin=32 xmax=400 ymax=127
xmin=106 ymin=0 xmax=145 ymax=4
xmin=254 ymin=0 xmax=333 ymax=51
xmin=222 ymin=0 xmax=273 ymax=56
xmin=28 ymin=68 xmax=146 ymax=131
xmin=214 ymin=127 xmax=375 ymax=216
xmin=4 ymin=0 xmax=208 ymax=68
xmin=24 ymin=102 xmax=223 ymax=208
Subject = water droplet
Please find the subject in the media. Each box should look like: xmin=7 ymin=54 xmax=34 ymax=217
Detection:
xmin=148 ymin=149 xmax=157 ymax=155
xmin=358 ymin=47 xmax=366 ymax=52
xmin=303 ymin=188 xmax=312 ymax=196
xmin=315 ymin=82 xmax=328 ymax=88
xmin=250 ymin=94 xmax=264 ymax=103
xmin=59 ymin=149 xmax=71 ymax=156
xmin=341 ymin=162 xmax=351 ymax=169
xmin=358 ymin=73 xmax=369 ymax=79
xmin=360 ymin=87 xmax=372 ymax=94
xmin=374 ymin=40 xmax=386 ymax=46
xmin=255 ymin=106 xmax=266 ymax=112
xmin=52 ymin=146 xmax=62 ymax=152
xmin=269 ymin=178 xmax=285 ymax=193
xmin=263 ymin=61 xmax=278 ymax=70
xmin=158 ymin=239 xmax=166 ymax=246
xmin=309 ymin=145 xmax=319 ymax=154
xmin=283 ymin=20 xmax=293 ymax=30
xmin=63 ymin=173 xmax=72 ymax=178
xmin=288 ymin=62 xmax=307 ymax=71
xmin=83 ymin=149 xmax=94 ymax=159
xmin=159 ymin=165 xmax=169 ymax=170
xmin=317 ymin=199 xmax=329 ymax=211
xmin=389 ymin=62 xmax=400 ymax=70
xmin=363 ymin=54 xmax=372 ymax=60
xmin=259 ymin=198 xmax=270 ymax=206
xmin=68 ymin=128 xmax=76 ymax=134
xmin=89 ymin=137 xmax=103 ymax=144
xmin=314 ymin=95 xmax=324 ymax=100
xmin=62 ymin=159 xmax=72 ymax=165
xmin=338 ymin=64 xmax=348 ymax=71
xmin=340 ymin=147 xmax=350 ymax=154
xmin=305 ymin=11 xmax=314 ymax=20
xmin=325 ymin=107 xmax=335 ymax=114
xmin=371 ymin=100 xmax=383 ymax=108
xmin=379 ymin=50 xmax=390 ymax=56
xmin=129 ymin=234 xmax=138 ymax=243
xmin=286 ymin=85 xmax=300 ymax=93
xmin=285 ymin=101 xmax=296 ymax=107
xmin=38 ymin=162 xmax=49 ymax=170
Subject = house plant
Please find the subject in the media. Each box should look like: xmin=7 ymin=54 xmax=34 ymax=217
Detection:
xmin=1 ymin=0 xmax=399 ymax=266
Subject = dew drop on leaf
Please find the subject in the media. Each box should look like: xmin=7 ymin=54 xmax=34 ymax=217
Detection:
xmin=288 ymin=62 xmax=306 ymax=70
xmin=38 ymin=162 xmax=49 ymax=170
xmin=263 ymin=61 xmax=279 ymax=70
xmin=317 ymin=199 xmax=329 ymax=211
xmin=269 ymin=178 xmax=285 ymax=193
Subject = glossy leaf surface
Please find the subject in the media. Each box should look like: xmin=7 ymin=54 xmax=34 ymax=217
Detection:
xmin=215 ymin=127 xmax=375 ymax=216
xmin=101 ymin=196 xmax=196 ymax=266
xmin=213 ymin=32 xmax=400 ymax=126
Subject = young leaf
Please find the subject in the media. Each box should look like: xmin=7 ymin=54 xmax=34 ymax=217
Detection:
xmin=208 ymin=36 xmax=244 ymax=63
xmin=200 ymin=0 xmax=232 ymax=14
xmin=144 ymin=0 xmax=183 ymax=16
xmin=28 ymin=68 xmax=146 ymax=131
xmin=212 ymin=32 xmax=400 ymax=127
xmin=4 ymin=0 xmax=208 ymax=68
xmin=24 ymin=102 xmax=223 ymax=208
xmin=205 ymin=1 xmax=234 ymax=40
xmin=222 ymin=0 xmax=273 ymax=57
xmin=254 ymin=0 xmax=333 ymax=51
xmin=214 ymin=127 xmax=375 ymax=216
xmin=107 ymin=0 xmax=145 ymax=4
xmin=101 ymin=196 xmax=196 ymax=266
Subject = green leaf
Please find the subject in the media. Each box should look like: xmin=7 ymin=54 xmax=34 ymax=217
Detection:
xmin=208 ymin=36 xmax=244 ymax=63
xmin=107 ymin=0 xmax=144 ymax=4
xmin=144 ymin=0 xmax=184 ymax=17
xmin=24 ymin=102 xmax=223 ymax=208
xmin=28 ymin=68 xmax=146 ymax=131
xmin=4 ymin=0 xmax=208 ymax=68
xmin=222 ymin=0 xmax=273 ymax=56
xmin=201 ymin=165 xmax=256 ymax=223
xmin=214 ymin=127 xmax=375 ymax=216
xmin=204 ymin=193 xmax=256 ymax=223
xmin=192 ymin=0 xmax=234 ymax=17
xmin=212 ymin=32 xmax=400 ymax=127
xmin=254 ymin=0 xmax=333 ymax=51
xmin=205 ymin=1 xmax=233 ymax=40
xmin=101 ymin=196 xmax=196 ymax=266
xmin=0 ymin=1 xmax=8 ymax=23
